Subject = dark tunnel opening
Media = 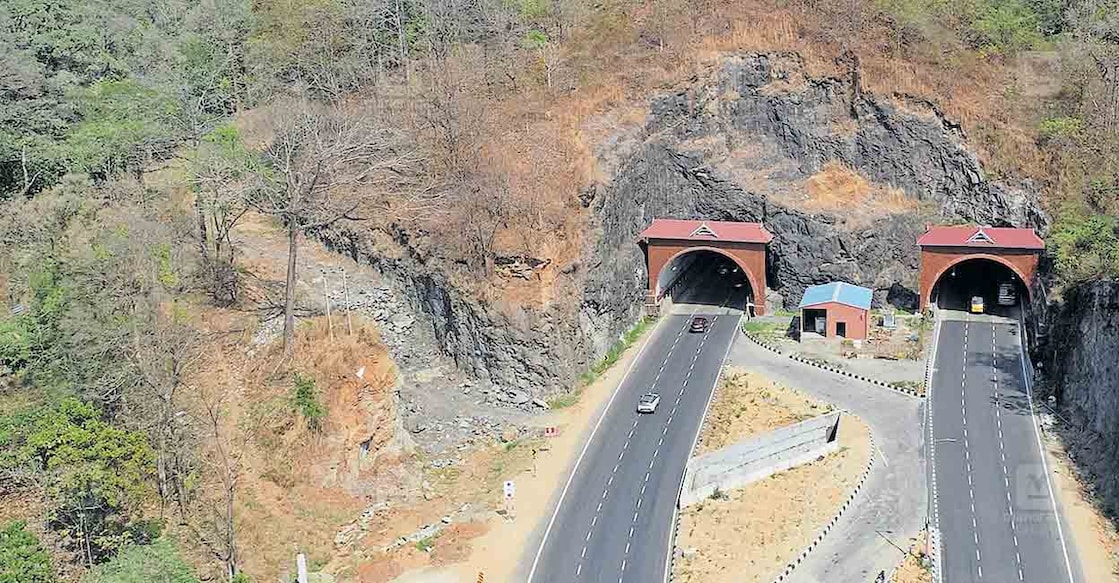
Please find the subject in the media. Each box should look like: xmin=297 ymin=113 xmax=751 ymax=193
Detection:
xmin=656 ymin=249 xmax=754 ymax=314
xmin=932 ymin=258 xmax=1027 ymax=317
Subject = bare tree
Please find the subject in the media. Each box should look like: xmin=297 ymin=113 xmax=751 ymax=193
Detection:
xmin=130 ymin=311 xmax=201 ymax=518
xmin=252 ymin=101 xmax=428 ymax=355
xmin=449 ymin=176 xmax=513 ymax=275
xmin=187 ymin=128 xmax=255 ymax=306
xmin=188 ymin=389 xmax=243 ymax=582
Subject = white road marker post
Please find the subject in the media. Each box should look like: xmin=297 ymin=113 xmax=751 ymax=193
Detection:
xmin=323 ymin=275 xmax=334 ymax=341
xmin=296 ymin=553 xmax=309 ymax=583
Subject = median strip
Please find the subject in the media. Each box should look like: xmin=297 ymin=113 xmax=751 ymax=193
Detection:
xmin=668 ymin=369 xmax=874 ymax=583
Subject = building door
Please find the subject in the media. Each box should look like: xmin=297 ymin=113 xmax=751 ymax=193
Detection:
xmin=836 ymin=322 xmax=847 ymax=338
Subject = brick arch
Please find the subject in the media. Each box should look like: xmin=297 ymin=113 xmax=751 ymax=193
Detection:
xmin=654 ymin=245 xmax=763 ymax=305
xmin=926 ymin=253 xmax=1032 ymax=307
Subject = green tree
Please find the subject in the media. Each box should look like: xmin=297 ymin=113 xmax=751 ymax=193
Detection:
xmin=0 ymin=521 xmax=55 ymax=583
xmin=82 ymin=539 xmax=198 ymax=583
xmin=1050 ymin=206 xmax=1119 ymax=282
xmin=66 ymin=79 xmax=182 ymax=180
xmin=0 ymin=399 xmax=156 ymax=566
xmin=969 ymin=0 xmax=1043 ymax=54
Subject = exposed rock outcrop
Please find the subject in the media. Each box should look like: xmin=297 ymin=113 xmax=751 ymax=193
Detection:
xmin=316 ymin=227 xmax=590 ymax=397
xmin=581 ymin=52 xmax=1045 ymax=348
xmin=1040 ymin=280 xmax=1119 ymax=516
xmin=316 ymin=51 xmax=1048 ymax=408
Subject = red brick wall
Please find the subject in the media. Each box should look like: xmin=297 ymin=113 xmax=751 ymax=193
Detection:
xmin=805 ymin=302 xmax=869 ymax=340
xmin=645 ymin=240 xmax=768 ymax=315
xmin=918 ymin=247 xmax=1039 ymax=310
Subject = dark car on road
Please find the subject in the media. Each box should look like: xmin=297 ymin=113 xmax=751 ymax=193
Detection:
xmin=689 ymin=317 xmax=708 ymax=333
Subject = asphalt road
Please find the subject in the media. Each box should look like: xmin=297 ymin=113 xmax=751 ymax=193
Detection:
xmin=729 ymin=337 xmax=926 ymax=583
xmin=527 ymin=266 xmax=743 ymax=583
xmin=930 ymin=310 xmax=1078 ymax=583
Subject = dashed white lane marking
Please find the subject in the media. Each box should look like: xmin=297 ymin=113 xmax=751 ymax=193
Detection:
xmin=962 ymin=322 xmax=983 ymax=579
xmin=991 ymin=325 xmax=1025 ymax=581
xmin=618 ymin=310 xmax=723 ymax=582
xmin=579 ymin=291 xmax=734 ymax=581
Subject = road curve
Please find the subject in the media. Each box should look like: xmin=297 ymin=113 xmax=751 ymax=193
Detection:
xmin=527 ymin=275 xmax=741 ymax=583
xmin=930 ymin=311 xmax=1079 ymax=583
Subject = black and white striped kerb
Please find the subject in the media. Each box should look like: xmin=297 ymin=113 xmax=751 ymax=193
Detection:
xmin=741 ymin=329 xmax=925 ymax=399
xmin=770 ymin=421 xmax=878 ymax=583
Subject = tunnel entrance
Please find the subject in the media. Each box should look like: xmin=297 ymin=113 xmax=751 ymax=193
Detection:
xmin=640 ymin=219 xmax=773 ymax=316
xmin=656 ymin=249 xmax=754 ymax=313
xmin=930 ymin=258 xmax=1028 ymax=315
xmin=917 ymin=225 xmax=1043 ymax=313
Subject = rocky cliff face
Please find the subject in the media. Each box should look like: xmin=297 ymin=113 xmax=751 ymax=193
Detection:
xmin=316 ymin=227 xmax=591 ymax=399
xmin=1040 ymin=281 xmax=1119 ymax=516
xmin=320 ymin=51 xmax=1049 ymax=404
xmin=581 ymin=53 xmax=1046 ymax=348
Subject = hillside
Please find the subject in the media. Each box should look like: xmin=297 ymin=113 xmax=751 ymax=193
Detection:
xmin=4 ymin=0 xmax=1119 ymax=581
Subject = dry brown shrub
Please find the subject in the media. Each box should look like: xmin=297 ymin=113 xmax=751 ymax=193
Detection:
xmin=178 ymin=314 xmax=398 ymax=582
xmin=800 ymin=161 xmax=919 ymax=224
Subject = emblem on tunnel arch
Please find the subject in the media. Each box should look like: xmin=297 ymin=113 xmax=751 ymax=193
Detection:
xmin=638 ymin=218 xmax=773 ymax=315
xmin=689 ymin=223 xmax=718 ymax=238
xmin=917 ymin=225 xmax=1044 ymax=311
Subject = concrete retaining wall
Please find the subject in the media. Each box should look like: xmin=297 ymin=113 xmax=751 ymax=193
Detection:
xmin=680 ymin=411 xmax=841 ymax=507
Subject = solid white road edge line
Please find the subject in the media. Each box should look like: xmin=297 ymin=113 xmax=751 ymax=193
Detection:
xmin=660 ymin=310 xmax=743 ymax=583
xmin=1016 ymin=309 xmax=1077 ymax=583
xmin=525 ymin=313 xmax=678 ymax=583
xmin=926 ymin=313 xmax=944 ymax=583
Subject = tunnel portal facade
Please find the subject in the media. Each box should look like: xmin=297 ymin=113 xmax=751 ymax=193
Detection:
xmin=917 ymin=225 xmax=1044 ymax=312
xmin=640 ymin=219 xmax=773 ymax=315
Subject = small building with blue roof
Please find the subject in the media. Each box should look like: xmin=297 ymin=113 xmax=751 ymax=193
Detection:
xmin=798 ymin=282 xmax=873 ymax=340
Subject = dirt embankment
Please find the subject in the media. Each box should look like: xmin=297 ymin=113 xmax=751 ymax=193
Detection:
xmin=673 ymin=369 xmax=871 ymax=583
xmin=890 ymin=531 xmax=933 ymax=583
xmin=696 ymin=368 xmax=833 ymax=455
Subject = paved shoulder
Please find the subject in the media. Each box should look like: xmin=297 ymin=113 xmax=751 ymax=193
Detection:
xmin=728 ymin=339 xmax=927 ymax=582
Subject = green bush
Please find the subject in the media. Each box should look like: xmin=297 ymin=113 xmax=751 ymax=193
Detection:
xmin=1038 ymin=116 xmax=1085 ymax=143
xmin=969 ymin=0 xmax=1044 ymax=54
xmin=415 ymin=536 xmax=435 ymax=552
xmin=292 ymin=373 xmax=325 ymax=431
xmin=0 ymin=521 xmax=55 ymax=583
xmin=1050 ymin=207 xmax=1119 ymax=283
xmin=0 ymin=399 xmax=156 ymax=562
xmin=82 ymin=539 xmax=197 ymax=583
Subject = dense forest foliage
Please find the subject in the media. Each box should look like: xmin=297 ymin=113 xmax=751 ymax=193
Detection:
xmin=3 ymin=0 xmax=1119 ymax=579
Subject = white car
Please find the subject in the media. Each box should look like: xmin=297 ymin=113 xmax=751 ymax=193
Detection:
xmin=637 ymin=393 xmax=661 ymax=414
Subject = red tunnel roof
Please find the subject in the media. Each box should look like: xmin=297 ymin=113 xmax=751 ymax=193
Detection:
xmin=640 ymin=219 xmax=774 ymax=244
xmin=917 ymin=225 xmax=1043 ymax=250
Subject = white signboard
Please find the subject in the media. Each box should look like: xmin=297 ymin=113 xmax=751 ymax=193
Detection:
xmin=503 ymin=480 xmax=516 ymax=500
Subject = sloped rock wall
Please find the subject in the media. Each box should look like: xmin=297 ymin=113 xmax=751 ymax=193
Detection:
xmin=581 ymin=52 xmax=1044 ymax=349
xmin=1041 ymin=281 xmax=1119 ymax=516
